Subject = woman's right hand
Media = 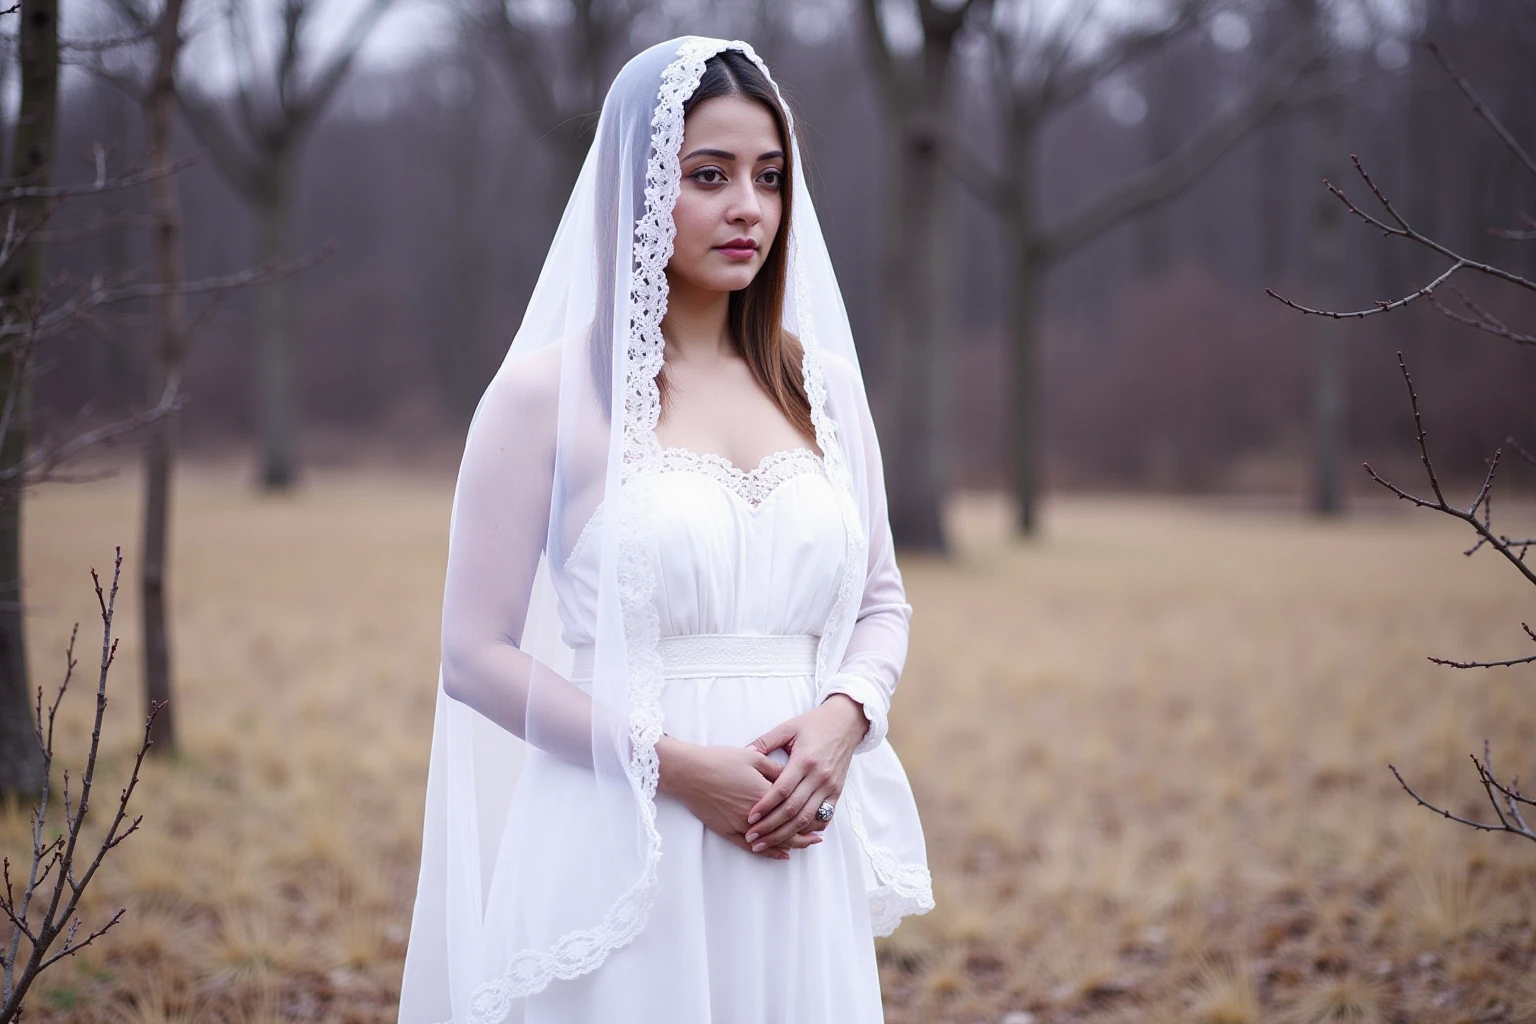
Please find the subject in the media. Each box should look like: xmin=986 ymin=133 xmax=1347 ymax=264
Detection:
xmin=658 ymin=737 xmax=824 ymax=860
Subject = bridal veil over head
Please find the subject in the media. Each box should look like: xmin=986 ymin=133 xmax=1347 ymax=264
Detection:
xmin=398 ymin=35 xmax=933 ymax=1024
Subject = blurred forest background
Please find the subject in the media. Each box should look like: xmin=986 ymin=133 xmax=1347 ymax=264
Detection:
xmin=0 ymin=0 xmax=1531 ymax=1021
xmin=42 ymin=0 xmax=1536 ymax=522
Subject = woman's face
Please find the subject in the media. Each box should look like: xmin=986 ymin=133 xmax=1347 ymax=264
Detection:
xmin=667 ymin=93 xmax=785 ymax=296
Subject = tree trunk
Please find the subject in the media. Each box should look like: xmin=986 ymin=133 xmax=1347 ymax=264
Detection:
xmin=256 ymin=159 xmax=298 ymax=491
xmin=883 ymin=116 xmax=948 ymax=552
xmin=1308 ymin=61 xmax=1346 ymax=517
xmin=1008 ymin=241 xmax=1044 ymax=537
xmin=866 ymin=6 xmax=973 ymax=554
xmin=0 ymin=0 xmax=59 ymax=801
xmin=140 ymin=0 xmax=188 ymax=755
xmin=1006 ymin=117 xmax=1045 ymax=537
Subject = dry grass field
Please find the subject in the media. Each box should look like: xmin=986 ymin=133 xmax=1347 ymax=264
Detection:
xmin=7 ymin=459 xmax=1534 ymax=1023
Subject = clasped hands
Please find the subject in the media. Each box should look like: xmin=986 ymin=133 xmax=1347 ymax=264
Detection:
xmin=657 ymin=693 xmax=867 ymax=861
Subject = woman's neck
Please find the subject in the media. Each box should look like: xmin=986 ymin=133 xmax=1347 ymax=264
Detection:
xmin=660 ymin=273 xmax=734 ymax=364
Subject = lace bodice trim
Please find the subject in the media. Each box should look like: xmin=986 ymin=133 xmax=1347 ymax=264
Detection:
xmin=561 ymin=446 xmax=827 ymax=573
xmin=656 ymin=445 xmax=824 ymax=506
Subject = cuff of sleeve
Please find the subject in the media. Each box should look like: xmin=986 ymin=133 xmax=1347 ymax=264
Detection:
xmin=818 ymin=673 xmax=889 ymax=754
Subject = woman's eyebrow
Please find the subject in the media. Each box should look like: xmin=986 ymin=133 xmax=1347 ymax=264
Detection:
xmin=681 ymin=148 xmax=785 ymax=162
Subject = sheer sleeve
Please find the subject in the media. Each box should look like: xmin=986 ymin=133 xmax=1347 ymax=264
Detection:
xmin=438 ymin=344 xmax=624 ymax=769
xmin=815 ymin=356 xmax=913 ymax=755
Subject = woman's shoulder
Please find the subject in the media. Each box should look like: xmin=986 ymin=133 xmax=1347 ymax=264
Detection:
xmin=810 ymin=346 xmax=873 ymax=419
xmin=470 ymin=334 xmax=584 ymax=453
xmin=814 ymin=346 xmax=863 ymax=394
xmin=493 ymin=337 xmax=566 ymax=408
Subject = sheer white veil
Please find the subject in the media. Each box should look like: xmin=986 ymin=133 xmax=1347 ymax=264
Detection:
xmin=397 ymin=35 xmax=932 ymax=1024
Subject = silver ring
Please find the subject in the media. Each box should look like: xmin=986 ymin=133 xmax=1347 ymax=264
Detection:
xmin=814 ymin=800 xmax=835 ymax=822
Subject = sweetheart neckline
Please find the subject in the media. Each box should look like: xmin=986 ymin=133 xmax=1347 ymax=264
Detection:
xmin=656 ymin=444 xmax=823 ymax=478
xmin=561 ymin=446 xmax=828 ymax=572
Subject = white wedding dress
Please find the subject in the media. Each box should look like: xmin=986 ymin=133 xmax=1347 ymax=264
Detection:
xmin=489 ymin=445 xmax=929 ymax=1022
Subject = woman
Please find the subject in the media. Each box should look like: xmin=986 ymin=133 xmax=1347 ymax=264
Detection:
xmin=398 ymin=36 xmax=932 ymax=1024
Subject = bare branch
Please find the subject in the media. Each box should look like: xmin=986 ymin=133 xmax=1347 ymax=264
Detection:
xmin=1268 ymin=156 xmax=1536 ymax=323
xmin=290 ymin=0 xmax=394 ymax=129
xmin=1427 ymin=652 xmax=1536 ymax=669
xmin=1426 ymin=40 xmax=1536 ymax=183
xmin=1426 ymin=287 xmax=1536 ymax=347
xmin=0 ymin=373 xmax=184 ymax=487
xmin=1389 ymin=753 xmax=1535 ymax=842
xmin=0 ymin=243 xmax=332 ymax=345
xmin=0 ymin=155 xmax=194 ymax=201
xmin=174 ymin=85 xmax=267 ymax=198
xmin=1269 ymin=260 xmax=1464 ymax=319
xmin=1040 ymin=3 xmax=1194 ymax=111
xmin=1039 ymin=29 xmax=1316 ymax=262
xmin=60 ymin=24 xmax=155 ymax=53
xmin=1359 ymin=354 xmax=1536 ymax=591
xmin=36 ymin=909 xmax=124 ymax=972
xmin=939 ymin=127 xmax=1010 ymax=210
xmin=1489 ymin=213 xmax=1536 ymax=241
xmin=1508 ymin=436 xmax=1536 ymax=469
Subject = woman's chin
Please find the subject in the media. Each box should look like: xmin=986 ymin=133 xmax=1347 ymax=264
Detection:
xmin=696 ymin=271 xmax=760 ymax=294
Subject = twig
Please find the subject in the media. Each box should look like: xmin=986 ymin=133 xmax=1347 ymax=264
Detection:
xmin=0 ymin=156 xmax=196 ymax=202
xmin=1426 ymin=286 xmax=1536 ymax=347
xmin=0 ymin=550 xmax=164 ymax=1016
xmin=3 ymin=379 xmax=185 ymax=487
xmin=1360 ymin=353 xmax=1536 ymax=589
xmin=1267 ymin=157 xmax=1536 ymax=321
xmin=1428 ymin=652 xmax=1536 ymax=669
xmin=59 ymin=24 xmax=156 ymax=53
xmin=1426 ymin=40 xmax=1536 ymax=183
xmin=0 ymin=244 xmax=333 ymax=343
xmin=1389 ymin=743 xmax=1535 ymax=843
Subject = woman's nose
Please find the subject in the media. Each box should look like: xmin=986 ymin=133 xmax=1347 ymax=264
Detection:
xmin=727 ymin=178 xmax=762 ymax=225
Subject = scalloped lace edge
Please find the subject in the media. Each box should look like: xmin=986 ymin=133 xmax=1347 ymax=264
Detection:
xmin=462 ymin=37 xmax=731 ymax=1024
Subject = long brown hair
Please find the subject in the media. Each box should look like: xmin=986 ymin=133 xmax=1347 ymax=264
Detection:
xmin=665 ymin=50 xmax=814 ymax=445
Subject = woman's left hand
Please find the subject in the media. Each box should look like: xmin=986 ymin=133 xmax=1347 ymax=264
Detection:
xmin=740 ymin=693 xmax=868 ymax=853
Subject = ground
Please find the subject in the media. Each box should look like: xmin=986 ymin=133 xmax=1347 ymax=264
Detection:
xmin=7 ymin=460 xmax=1533 ymax=1023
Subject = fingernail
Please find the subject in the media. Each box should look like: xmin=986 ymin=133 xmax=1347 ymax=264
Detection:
xmin=747 ymin=813 xmax=760 ymax=825
xmin=745 ymin=832 xmax=759 ymax=843
xmin=752 ymin=842 xmax=765 ymax=852
xmin=810 ymin=836 xmax=823 ymax=844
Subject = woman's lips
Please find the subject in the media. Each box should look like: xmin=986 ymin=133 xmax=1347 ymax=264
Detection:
xmin=714 ymin=244 xmax=757 ymax=260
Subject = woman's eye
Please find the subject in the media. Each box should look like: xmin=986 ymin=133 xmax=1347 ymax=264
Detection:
xmin=759 ymin=168 xmax=783 ymax=189
xmin=691 ymin=168 xmax=725 ymax=185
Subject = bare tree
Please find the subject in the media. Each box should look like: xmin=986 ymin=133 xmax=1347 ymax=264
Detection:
xmin=0 ymin=0 xmax=62 ymax=801
xmin=1296 ymin=0 xmax=1348 ymax=517
xmin=138 ymin=0 xmax=188 ymax=755
xmin=0 ymin=549 xmax=163 ymax=1020
xmin=950 ymin=0 xmax=1318 ymax=535
xmin=0 ymin=151 xmax=321 ymax=781
xmin=468 ymin=0 xmax=647 ymax=196
xmin=80 ymin=0 xmax=192 ymax=755
xmin=172 ymin=0 xmax=396 ymax=490
xmin=1270 ymin=40 xmax=1536 ymax=843
xmin=858 ymin=0 xmax=988 ymax=552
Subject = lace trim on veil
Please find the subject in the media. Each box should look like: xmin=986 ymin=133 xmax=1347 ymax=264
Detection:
xmin=463 ymin=36 xmax=729 ymax=1024
xmin=463 ymin=36 xmax=930 ymax=1022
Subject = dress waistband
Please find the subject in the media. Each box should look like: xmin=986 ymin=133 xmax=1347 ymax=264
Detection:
xmin=569 ymin=633 xmax=819 ymax=682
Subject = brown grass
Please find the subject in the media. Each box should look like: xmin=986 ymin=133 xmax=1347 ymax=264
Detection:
xmin=10 ymin=460 xmax=1534 ymax=1022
